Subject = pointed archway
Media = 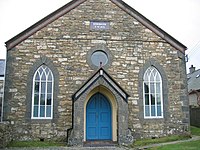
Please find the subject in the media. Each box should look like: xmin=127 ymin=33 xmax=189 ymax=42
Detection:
xmin=69 ymin=68 xmax=130 ymax=146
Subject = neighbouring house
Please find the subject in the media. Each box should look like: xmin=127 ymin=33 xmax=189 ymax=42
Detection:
xmin=2 ymin=0 xmax=189 ymax=146
xmin=0 ymin=59 xmax=5 ymax=122
xmin=187 ymin=65 xmax=200 ymax=128
xmin=187 ymin=65 xmax=200 ymax=106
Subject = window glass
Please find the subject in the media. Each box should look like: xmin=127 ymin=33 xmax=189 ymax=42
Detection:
xmin=35 ymin=72 xmax=40 ymax=81
xmin=33 ymin=106 xmax=38 ymax=117
xmin=40 ymin=106 xmax=45 ymax=117
xmin=145 ymin=105 xmax=150 ymax=116
xmin=34 ymin=94 xmax=39 ymax=105
xmin=145 ymin=94 xmax=149 ymax=105
xmin=34 ymin=82 xmax=40 ymax=93
xmin=91 ymin=50 xmax=108 ymax=67
xmin=47 ymin=82 xmax=52 ymax=93
xmin=41 ymin=73 xmax=46 ymax=81
xmin=48 ymin=72 xmax=53 ymax=81
xmin=47 ymin=94 xmax=52 ymax=105
xmin=157 ymin=105 xmax=162 ymax=116
xmin=41 ymin=82 xmax=46 ymax=94
xmin=143 ymin=66 xmax=163 ymax=118
xmin=150 ymin=83 xmax=155 ymax=93
xmin=144 ymin=83 xmax=149 ymax=93
xmin=32 ymin=65 xmax=53 ymax=119
xmin=156 ymin=83 xmax=161 ymax=93
xmin=46 ymin=106 xmax=51 ymax=117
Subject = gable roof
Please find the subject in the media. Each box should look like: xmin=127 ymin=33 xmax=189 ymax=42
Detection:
xmin=0 ymin=59 xmax=5 ymax=77
xmin=72 ymin=68 xmax=129 ymax=102
xmin=187 ymin=69 xmax=200 ymax=92
xmin=5 ymin=0 xmax=187 ymax=52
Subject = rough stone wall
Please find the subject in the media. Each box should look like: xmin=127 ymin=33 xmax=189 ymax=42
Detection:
xmin=0 ymin=122 xmax=12 ymax=148
xmin=4 ymin=0 xmax=189 ymax=142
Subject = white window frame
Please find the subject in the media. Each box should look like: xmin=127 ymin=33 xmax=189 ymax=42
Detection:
xmin=31 ymin=65 xmax=54 ymax=119
xmin=143 ymin=66 xmax=163 ymax=119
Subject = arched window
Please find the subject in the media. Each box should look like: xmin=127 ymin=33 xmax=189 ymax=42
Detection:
xmin=143 ymin=66 xmax=163 ymax=118
xmin=32 ymin=65 xmax=54 ymax=119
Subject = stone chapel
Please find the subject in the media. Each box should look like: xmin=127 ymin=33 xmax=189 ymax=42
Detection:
xmin=3 ymin=0 xmax=189 ymax=146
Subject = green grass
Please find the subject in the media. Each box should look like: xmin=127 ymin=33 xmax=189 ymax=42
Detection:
xmin=146 ymin=126 xmax=200 ymax=150
xmin=148 ymin=140 xmax=200 ymax=150
xmin=7 ymin=126 xmax=200 ymax=148
xmin=131 ymin=126 xmax=200 ymax=148
xmin=191 ymin=126 xmax=200 ymax=136
xmin=7 ymin=141 xmax=66 ymax=148
xmin=130 ymin=134 xmax=190 ymax=148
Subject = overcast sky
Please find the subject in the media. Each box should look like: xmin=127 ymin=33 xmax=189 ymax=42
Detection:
xmin=0 ymin=0 xmax=200 ymax=72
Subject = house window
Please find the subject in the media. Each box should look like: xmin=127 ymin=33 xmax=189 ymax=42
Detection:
xmin=143 ymin=66 xmax=163 ymax=118
xmin=32 ymin=65 xmax=54 ymax=119
xmin=91 ymin=50 xmax=108 ymax=67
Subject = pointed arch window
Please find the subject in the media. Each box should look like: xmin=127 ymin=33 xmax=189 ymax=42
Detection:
xmin=32 ymin=65 xmax=54 ymax=119
xmin=143 ymin=66 xmax=163 ymax=118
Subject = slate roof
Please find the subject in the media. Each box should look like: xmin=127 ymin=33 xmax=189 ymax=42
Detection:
xmin=187 ymin=69 xmax=200 ymax=92
xmin=5 ymin=0 xmax=187 ymax=52
xmin=0 ymin=60 xmax=5 ymax=77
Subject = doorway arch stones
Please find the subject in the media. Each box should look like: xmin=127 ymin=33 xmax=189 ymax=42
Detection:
xmin=69 ymin=68 xmax=131 ymax=145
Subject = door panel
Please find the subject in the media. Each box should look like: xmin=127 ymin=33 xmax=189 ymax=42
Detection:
xmin=86 ymin=93 xmax=112 ymax=140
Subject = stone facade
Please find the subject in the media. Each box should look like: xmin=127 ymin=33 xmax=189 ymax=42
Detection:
xmin=3 ymin=0 xmax=189 ymax=146
xmin=0 ymin=122 xmax=12 ymax=148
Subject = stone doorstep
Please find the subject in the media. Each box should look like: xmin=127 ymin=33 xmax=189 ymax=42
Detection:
xmin=83 ymin=140 xmax=118 ymax=147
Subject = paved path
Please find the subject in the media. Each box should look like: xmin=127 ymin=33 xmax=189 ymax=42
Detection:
xmin=2 ymin=136 xmax=200 ymax=150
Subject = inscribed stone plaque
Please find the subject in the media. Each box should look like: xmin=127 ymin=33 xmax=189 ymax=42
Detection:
xmin=90 ymin=21 xmax=110 ymax=30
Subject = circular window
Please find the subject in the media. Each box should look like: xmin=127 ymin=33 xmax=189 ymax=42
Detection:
xmin=91 ymin=50 xmax=108 ymax=67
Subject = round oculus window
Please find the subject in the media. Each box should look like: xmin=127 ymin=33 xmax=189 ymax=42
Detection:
xmin=91 ymin=50 xmax=108 ymax=67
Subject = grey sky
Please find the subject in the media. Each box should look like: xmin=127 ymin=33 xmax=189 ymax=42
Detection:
xmin=0 ymin=0 xmax=200 ymax=72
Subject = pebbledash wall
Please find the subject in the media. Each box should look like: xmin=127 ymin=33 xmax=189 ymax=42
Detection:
xmin=3 ymin=0 xmax=189 ymax=146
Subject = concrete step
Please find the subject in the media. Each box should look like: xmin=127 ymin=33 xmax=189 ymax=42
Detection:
xmin=83 ymin=140 xmax=118 ymax=147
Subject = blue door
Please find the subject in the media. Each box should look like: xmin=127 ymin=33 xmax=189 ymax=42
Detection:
xmin=86 ymin=93 xmax=112 ymax=140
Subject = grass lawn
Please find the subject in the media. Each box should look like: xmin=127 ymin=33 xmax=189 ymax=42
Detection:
xmin=147 ymin=126 xmax=200 ymax=150
xmin=148 ymin=140 xmax=200 ymax=150
xmin=130 ymin=134 xmax=190 ymax=148
xmin=7 ymin=126 xmax=200 ymax=148
xmin=131 ymin=126 xmax=200 ymax=149
xmin=7 ymin=141 xmax=66 ymax=148
xmin=191 ymin=126 xmax=200 ymax=136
